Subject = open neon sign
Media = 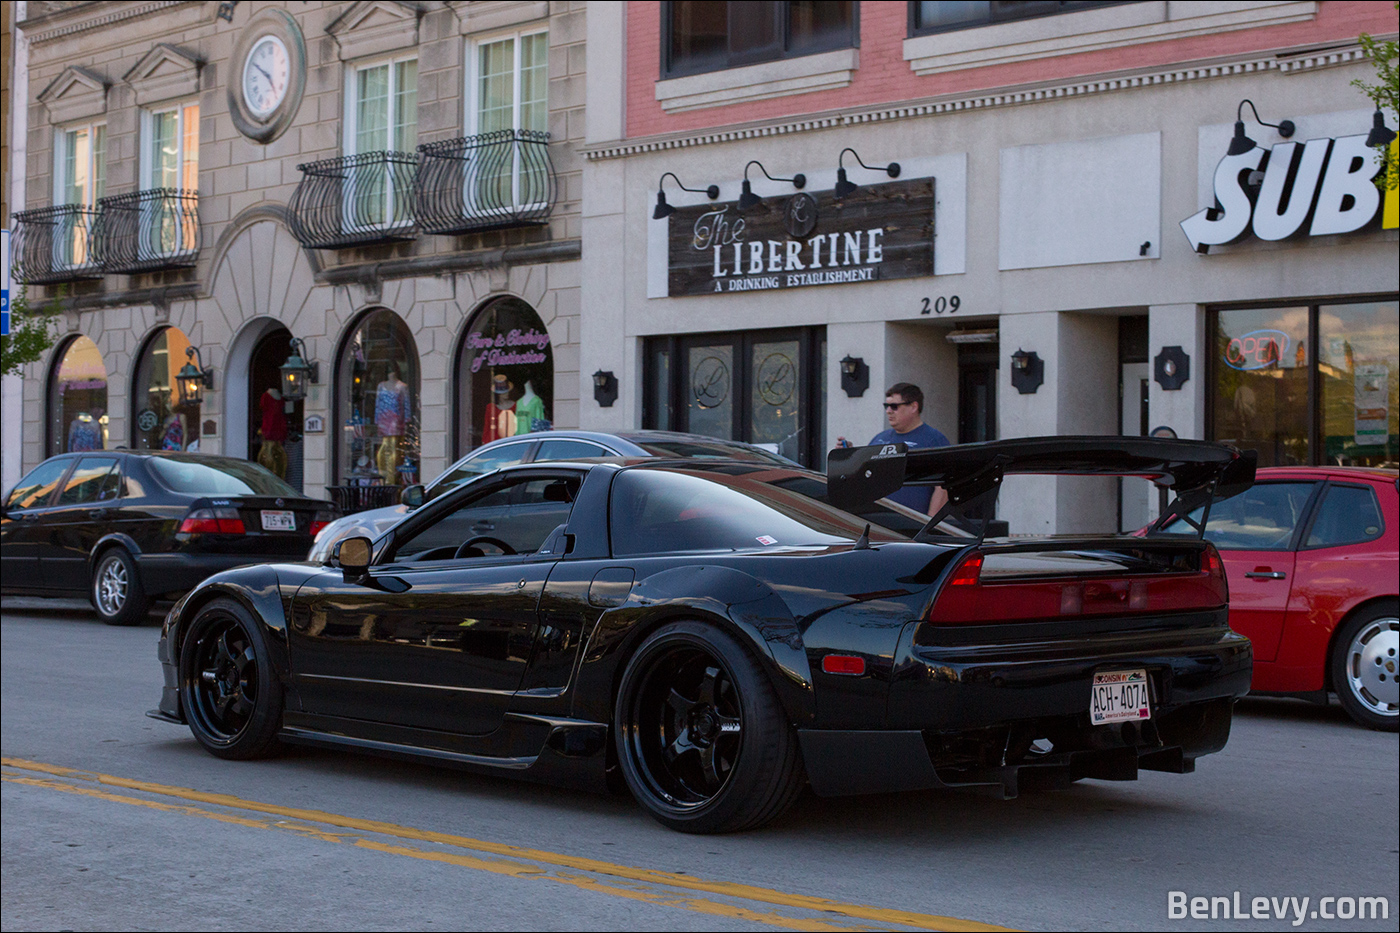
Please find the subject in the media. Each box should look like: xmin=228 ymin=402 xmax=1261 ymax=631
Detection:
xmin=1225 ymin=329 xmax=1290 ymax=370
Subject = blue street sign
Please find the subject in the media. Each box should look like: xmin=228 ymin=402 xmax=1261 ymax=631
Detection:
xmin=1 ymin=229 xmax=11 ymax=337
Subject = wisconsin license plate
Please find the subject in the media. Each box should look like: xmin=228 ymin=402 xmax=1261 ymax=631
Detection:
xmin=260 ymin=510 xmax=296 ymax=532
xmin=1091 ymin=669 xmax=1151 ymax=725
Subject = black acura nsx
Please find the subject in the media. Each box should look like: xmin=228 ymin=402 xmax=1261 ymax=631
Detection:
xmin=151 ymin=437 xmax=1255 ymax=833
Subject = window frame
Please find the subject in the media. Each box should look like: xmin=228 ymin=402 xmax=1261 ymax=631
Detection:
xmin=344 ymin=52 xmax=420 ymax=156
xmin=53 ymin=121 xmax=107 ymax=208
xmin=661 ymin=1 xmax=859 ymax=80
xmin=466 ymin=25 xmax=550 ymax=138
xmin=906 ymin=0 xmax=1137 ymax=38
xmin=140 ymin=101 xmax=199 ymax=192
xmin=1298 ymin=481 xmax=1387 ymax=551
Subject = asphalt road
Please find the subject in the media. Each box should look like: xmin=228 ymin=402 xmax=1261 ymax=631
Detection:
xmin=3 ymin=598 xmax=1397 ymax=932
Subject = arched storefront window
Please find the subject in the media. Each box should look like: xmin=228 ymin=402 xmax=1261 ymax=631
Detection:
xmin=455 ymin=297 xmax=554 ymax=455
xmin=337 ymin=308 xmax=420 ymax=486
xmin=132 ymin=326 xmax=200 ymax=451
xmin=48 ymin=335 xmax=109 ymax=456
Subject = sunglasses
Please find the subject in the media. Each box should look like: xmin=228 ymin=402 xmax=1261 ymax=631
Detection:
xmin=883 ymin=401 xmax=911 ymax=410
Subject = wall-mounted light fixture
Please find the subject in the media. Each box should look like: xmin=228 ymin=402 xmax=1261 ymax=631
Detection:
xmin=653 ymin=172 xmax=720 ymax=220
xmin=737 ymin=160 xmax=806 ymax=211
xmin=593 ymin=369 xmax=618 ymax=408
xmin=1366 ymin=109 xmax=1397 ymax=149
xmin=1009 ymin=348 xmax=1043 ymax=395
xmin=1226 ymin=99 xmax=1295 ymax=156
xmin=833 ymin=148 xmax=900 ymax=198
xmin=1154 ymin=346 xmax=1191 ymax=390
xmin=176 ymin=345 xmax=215 ymax=406
xmin=278 ymin=336 xmax=319 ymax=402
xmin=839 ymin=355 xmax=869 ymax=397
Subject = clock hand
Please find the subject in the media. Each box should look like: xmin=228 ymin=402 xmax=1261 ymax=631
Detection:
xmin=253 ymin=62 xmax=274 ymax=84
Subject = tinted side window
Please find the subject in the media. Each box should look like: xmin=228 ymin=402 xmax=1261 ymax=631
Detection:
xmin=56 ymin=457 xmax=120 ymax=505
xmin=434 ymin=443 xmax=534 ymax=492
xmin=6 ymin=459 xmax=73 ymax=510
xmin=534 ymin=440 xmax=611 ymax=461
xmin=1162 ymin=482 xmax=1315 ymax=550
xmin=1305 ymin=484 xmax=1385 ymax=548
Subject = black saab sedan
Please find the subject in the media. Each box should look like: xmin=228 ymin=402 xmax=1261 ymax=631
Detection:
xmin=2 ymin=451 xmax=336 ymax=625
xmin=150 ymin=438 xmax=1254 ymax=833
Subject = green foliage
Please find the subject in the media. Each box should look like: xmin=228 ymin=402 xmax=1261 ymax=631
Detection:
xmin=1352 ymin=7 xmax=1399 ymax=191
xmin=0 ymin=285 xmax=61 ymax=376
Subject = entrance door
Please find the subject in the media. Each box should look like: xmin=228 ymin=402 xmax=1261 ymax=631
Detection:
xmin=248 ymin=328 xmax=304 ymax=491
xmin=957 ymin=343 xmax=998 ymax=525
xmin=1119 ymin=362 xmax=1150 ymax=531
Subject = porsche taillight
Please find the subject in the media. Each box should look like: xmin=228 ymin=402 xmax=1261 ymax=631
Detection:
xmin=927 ymin=548 xmax=1228 ymax=624
xmin=179 ymin=507 xmax=245 ymax=535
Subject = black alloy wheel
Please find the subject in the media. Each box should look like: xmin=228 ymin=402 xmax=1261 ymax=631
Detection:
xmin=615 ymin=621 xmax=804 ymax=833
xmin=179 ymin=599 xmax=284 ymax=759
xmin=90 ymin=548 xmax=149 ymax=626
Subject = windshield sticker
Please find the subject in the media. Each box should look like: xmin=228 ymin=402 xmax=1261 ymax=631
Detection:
xmin=756 ymin=535 xmax=778 ymax=546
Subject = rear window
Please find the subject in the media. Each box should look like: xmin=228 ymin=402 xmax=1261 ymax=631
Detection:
xmin=629 ymin=438 xmax=796 ymax=465
xmin=148 ymin=456 xmax=299 ymax=497
xmin=1159 ymin=482 xmax=1315 ymax=550
xmin=1306 ymin=484 xmax=1385 ymax=547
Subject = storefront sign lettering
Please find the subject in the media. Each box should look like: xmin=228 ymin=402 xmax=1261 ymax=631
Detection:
xmin=666 ymin=179 xmax=935 ymax=297
xmin=1224 ymin=329 xmax=1290 ymax=370
xmin=1181 ymin=134 xmax=1395 ymax=253
xmin=466 ymin=327 xmax=552 ymax=373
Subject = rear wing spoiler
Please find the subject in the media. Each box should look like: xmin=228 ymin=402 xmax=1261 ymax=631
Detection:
xmin=827 ymin=436 xmax=1256 ymax=541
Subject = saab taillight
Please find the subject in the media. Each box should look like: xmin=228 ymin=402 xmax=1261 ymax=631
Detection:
xmin=179 ymin=507 xmax=245 ymax=535
xmin=309 ymin=510 xmax=336 ymax=539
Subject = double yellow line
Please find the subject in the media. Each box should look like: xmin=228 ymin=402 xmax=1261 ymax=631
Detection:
xmin=2 ymin=757 xmax=1014 ymax=932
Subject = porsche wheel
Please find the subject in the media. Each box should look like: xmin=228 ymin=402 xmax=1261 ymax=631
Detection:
xmin=615 ymin=621 xmax=803 ymax=833
xmin=1331 ymin=602 xmax=1399 ymax=732
xmin=179 ymin=599 xmax=284 ymax=758
xmin=91 ymin=549 xmax=149 ymax=626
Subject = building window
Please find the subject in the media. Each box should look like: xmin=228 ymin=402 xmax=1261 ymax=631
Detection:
xmin=53 ymin=123 xmax=105 ymax=268
xmin=140 ymin=102 xmax=199 ymax=257
xmin=346 ymin=56 xmax=418 ymax=228
xmin=455 ymin=297 xmax=554 ymax=457
xmin=336 ymin=308 xmax=420 ymax=487
xmin=908 ymin=1 xmax=1133 ymax=36
xmin=133 ymin=327 xmax=200 ymax=451
xmin=466 ymin=29 xmax=547 ymax=211
xmin=664 ymin=1 xmax=857 ymax=78
xmin=48 ymin=335 xmax=109 ymax=456
xmin=1209 ymin=298 xmax=1398 ymax=468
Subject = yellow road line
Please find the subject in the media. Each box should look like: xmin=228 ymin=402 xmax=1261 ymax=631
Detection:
xmin=3 ymin=756 xmax=1015 ymax=932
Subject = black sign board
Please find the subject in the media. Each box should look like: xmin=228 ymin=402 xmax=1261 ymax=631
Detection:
xmin=666 ymin=178 xmax=935 ymax=297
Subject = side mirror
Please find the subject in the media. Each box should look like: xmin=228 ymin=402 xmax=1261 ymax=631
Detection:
xmin=335 ymin=536 xmax=373 ymax=576
xmin=400 ymin=484 xmax=426 ymax=509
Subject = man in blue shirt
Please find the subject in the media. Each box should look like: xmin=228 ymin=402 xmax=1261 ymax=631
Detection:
xmin=842 ymin=382 xmax=950 ymax=515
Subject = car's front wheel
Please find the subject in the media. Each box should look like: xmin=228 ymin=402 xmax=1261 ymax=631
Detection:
xmin=1331 ymin=601 xmax=1399 ymax=732
xmin=91 ymin=549 xmax=148 ymax=626
xmin=179 ymin=598 xmax=284 ymax=758
xmin=614 ymin=621 xmax=804 ymax=833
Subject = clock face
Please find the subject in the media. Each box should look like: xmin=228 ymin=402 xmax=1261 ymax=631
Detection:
xmin=242 ymin=35 xmax=290 ymax=119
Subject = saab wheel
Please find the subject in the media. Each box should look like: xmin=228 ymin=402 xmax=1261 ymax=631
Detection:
xmin=179 ymin=598 xmax=284 ymax=759
xmin=615 ymin=621 xmax=804 ymax=834
xmin=91 ymin=549 xmax=149 ymax=626
xmin=1331 ymin=602 xmax=1399 ymax=732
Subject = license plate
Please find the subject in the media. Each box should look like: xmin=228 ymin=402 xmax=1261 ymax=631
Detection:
xmin=260 ymin=510 xmax=296 ymax=532
xmin=1091 ymin=669 xmax=1152 ymax=725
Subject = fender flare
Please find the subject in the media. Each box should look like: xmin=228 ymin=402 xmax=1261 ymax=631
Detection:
xmin=87 ymin=533 xmax=143 ymax=573
xmin=167 ymin=566 xmax=294 ymax=700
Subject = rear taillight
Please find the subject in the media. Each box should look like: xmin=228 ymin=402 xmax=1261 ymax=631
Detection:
xmin=309 ymin=510 xmax=336 ymax=539
xmin=179 ymin=507 xmax=245 ymax=535
xmin=928 ymin=549 xmax=1228 ymax=624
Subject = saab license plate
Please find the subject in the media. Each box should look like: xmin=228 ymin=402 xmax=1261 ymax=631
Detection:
xmin=260 ymin=510 xmax=296 ymax=532
xmin=1091 ymin=670 xmax=1151 ymax=725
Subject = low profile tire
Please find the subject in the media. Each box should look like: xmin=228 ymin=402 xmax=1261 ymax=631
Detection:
xmin=179 ymin=598 xmax=284 ymax=759
xmin=1331 ymin=602 xmax=1399 ymax=732
xmin=614 ymin=621 xmax=804 ymax=834
xmin=91 ymin=548 xmax=149 ymax=626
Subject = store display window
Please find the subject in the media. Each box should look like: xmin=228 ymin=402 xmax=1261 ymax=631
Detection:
xmin=132 ymin=327 xmax=199 ymax=451
xmin=455 ymin=298 xmax=554 ymax=456
xmin=48 ymin=335 xmax=109 ymax=456
xmin=337 ymin=309 xmax=420 ymax=486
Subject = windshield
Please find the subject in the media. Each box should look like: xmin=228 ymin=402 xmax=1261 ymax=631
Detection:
xmin=148 ymin=456 xmax=300 ymax=497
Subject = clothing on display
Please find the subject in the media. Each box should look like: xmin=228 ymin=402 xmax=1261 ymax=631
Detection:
xmin=67 ymin=414 xmax=102 ymax=452
xmin=260 ymin=388 xmax=289 ymax=443
xmin=258 ymin=439 xmax=288 ymax=478
xmin=375 ymin=374 xmax=410 ymax=437
xmin=376 ymin=434 xmax=402 ymax=484
xmin=160 ymin=414 xmax=186 ymax=451
xmin=514 ymin=381 xmax=546 ymax=435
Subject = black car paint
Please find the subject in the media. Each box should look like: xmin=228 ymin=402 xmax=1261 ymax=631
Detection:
xmin=154 ymin=457 xmax=1251 ymax=801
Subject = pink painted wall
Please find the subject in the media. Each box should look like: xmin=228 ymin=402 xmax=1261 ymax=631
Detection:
xmin=626 ymin=1 xmax=1398 ymax=139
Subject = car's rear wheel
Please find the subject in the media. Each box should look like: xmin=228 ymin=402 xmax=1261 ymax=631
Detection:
xmin=91 ymin=549 xmax=148 ymax=626
xmin=1331 ymin=602 xmax=1399 ymax=732
xmin=179 ymin=598 xmax=283 ymax=759
xmin=614 ymin=621 xmax=804 ymax=833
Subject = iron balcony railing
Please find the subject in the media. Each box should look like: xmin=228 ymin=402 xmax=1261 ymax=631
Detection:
xmin=415 ymin=130 xmax=557 ymax=235
xmin=11 ymin=204 xmax=105 ymax=284
xmin=98 ymin=188 xmax=201 ymax=274
xmin=288 ymin=151 xmax=419 ymax=248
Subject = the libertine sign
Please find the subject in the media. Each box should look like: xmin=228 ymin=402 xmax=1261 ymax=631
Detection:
xmin=666 ymin=178 xmax=935 ymax=297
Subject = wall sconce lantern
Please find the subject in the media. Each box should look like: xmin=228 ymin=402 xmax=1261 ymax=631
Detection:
xmin=1154 ymin=346 xmax=1191 ymax=390
xmin=833 ymin=148 xmax=900 ymax=198
xmin=1009 ymin=348 xmax=1043 ymax=395
xmin=279 ymin=336 xmax=319 ymax=402
xmin=737 ymin=160 xmax=806 ymax=211
xmin=176 ymin=345 xmax=215 ymax=406
xmin=839 ymin=355 xmax=869 ymax=397
xmin=653 ymin=172 xmax=720 ymax=220
xmin=593 ymin=369 xmax=618 ymax=408
xmin=1226 ymin=98 xmax=1295 ymax=156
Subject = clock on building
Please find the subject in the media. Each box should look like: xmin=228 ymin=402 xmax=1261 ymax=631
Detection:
xmin=227 ymin=9 xmax=306 ymax=144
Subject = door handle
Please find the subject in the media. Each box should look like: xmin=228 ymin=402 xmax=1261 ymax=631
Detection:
xmin=88 ymin=508 xmax=110 ymax=520
xmin=1245 ymin=570 xmax=1287 ymax=580
xmin=18 ymin=513 xmax=40 ymax=521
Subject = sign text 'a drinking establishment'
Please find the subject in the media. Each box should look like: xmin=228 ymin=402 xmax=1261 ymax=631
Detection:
xmin=665 ymin=178 xmax=936 ymax=298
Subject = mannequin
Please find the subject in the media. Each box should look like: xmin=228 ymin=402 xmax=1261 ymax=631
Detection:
xmin=257 ymin=387 xmax=289 ymax=478
xmin=374 ymin=366 xmax=410 ymax=483
xmin=514 ymin=380 xmax=546 ymax=435
xmin=159 ymin=412 xmax=186 ymax=451
xmin=68 ymin=412 xmax=102 ymax=452
xmin=482 ymin=374 xmax=516 ymax=443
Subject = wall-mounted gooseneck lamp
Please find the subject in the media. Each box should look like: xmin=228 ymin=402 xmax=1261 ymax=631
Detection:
xmin=593 ymin=369 xmax=618 ymax=408
xmin=833 ymin=148 xmax=901 ymax=198
xmin=176 ymin=345 xmax=215 ymax=406
xmin=1366 ymin=109 xmax=1397 ymax=149
xmin=839 ymin=355 xmax=869 ymax=397
xmin=1226 ymin=99 xmax=1295 ymax=156
xmin=653 ymin=172 xmax=720 ymax=220
xmin=279 ymin=336 xmax=320 ymax=402
xmin=737 ymin=160 xmax=806 ymax=211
